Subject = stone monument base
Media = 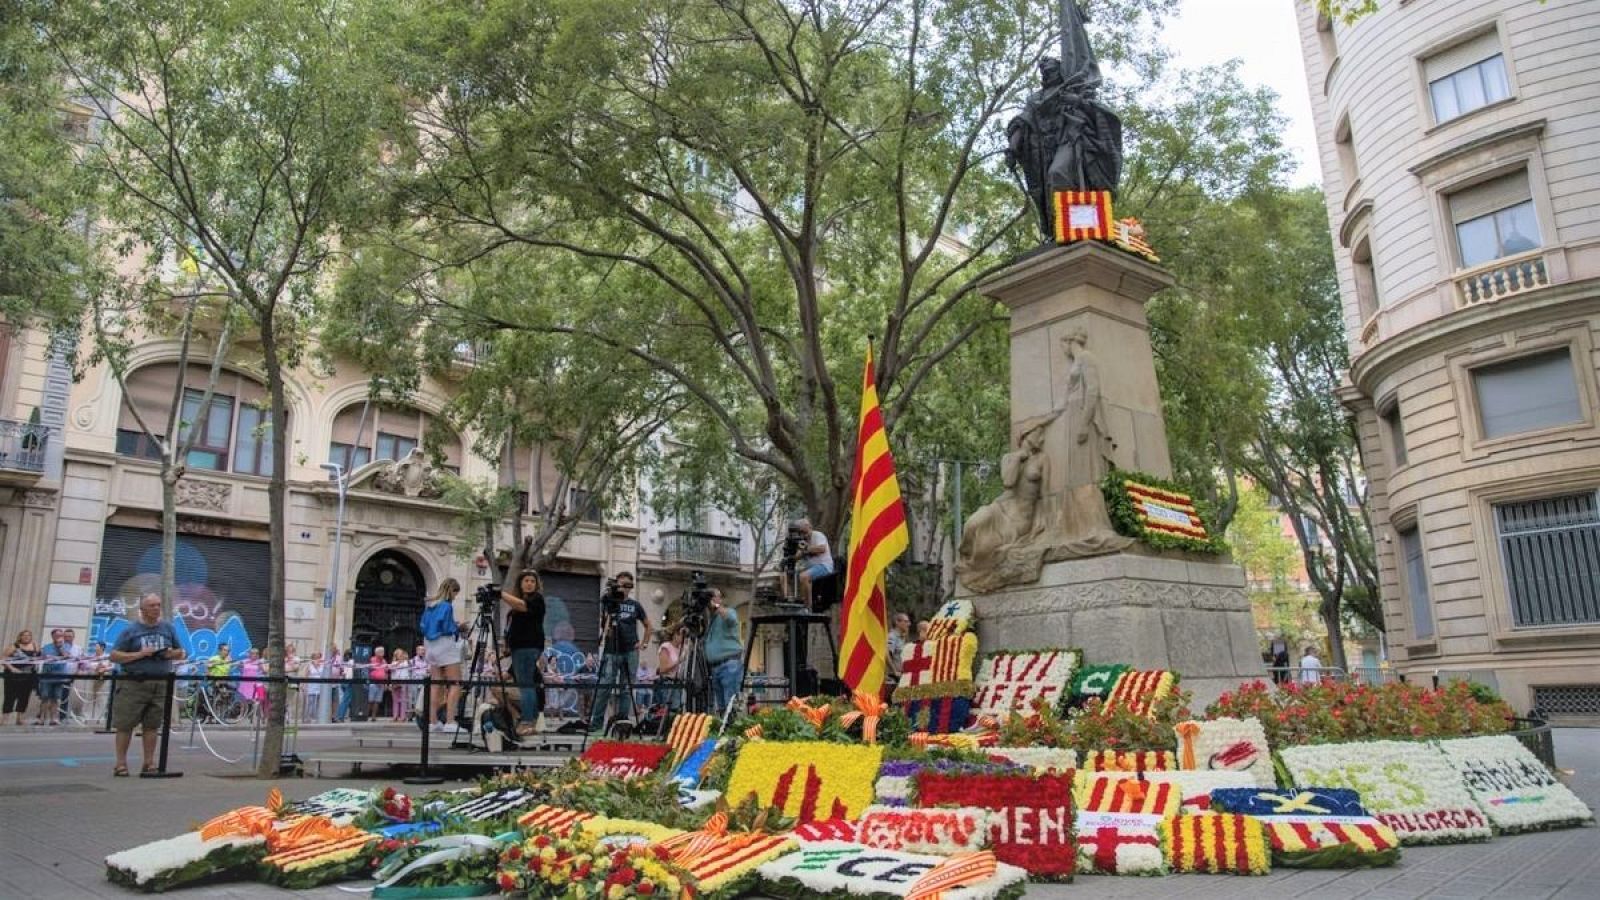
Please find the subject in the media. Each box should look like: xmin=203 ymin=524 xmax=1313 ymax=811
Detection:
xmin=966 ymin=551 xmax=1267 ymax=708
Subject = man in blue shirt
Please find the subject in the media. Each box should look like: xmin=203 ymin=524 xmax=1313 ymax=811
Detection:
xmin=704 ymin=588 xmax=744 ymax=716
xmin=38 ymin=629 xmax=73 ymax=726
xmin=108 ymin=593 xmax=185 ymax=776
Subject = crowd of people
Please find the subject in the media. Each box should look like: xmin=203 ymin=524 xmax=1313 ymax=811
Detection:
xmin=4 ymin=627 xmax=117 ymax=725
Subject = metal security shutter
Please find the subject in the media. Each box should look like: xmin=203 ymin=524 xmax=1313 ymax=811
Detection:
xmin=538 ymin=571 xmax=603 ymax=653
xmin=1496 ymin=492 xmax=1600 ymax=628
xmin=96 ymin=525 xmax=271 ymax=655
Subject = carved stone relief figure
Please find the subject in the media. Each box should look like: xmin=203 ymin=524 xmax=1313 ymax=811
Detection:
xmin=957 ymin=413 xmax=1058 ymax=593
xmin=174 ymin=478 xmax=232 ymax=512
xmin=370 ymin=447 xmax=443 ymax=499
xmin=1059 ymin=328 xmax=1115 ymax=487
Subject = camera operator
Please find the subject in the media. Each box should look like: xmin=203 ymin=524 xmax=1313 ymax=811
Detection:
xmin=792 ymin=518 xmax=834 ymax=607
xmin=589 ymin=571 xmax=650 ymax=734
xmin=704 ymin=588 xmax=743 ymax=716
xmin=500 ymin=536 xmax=547 ymax=738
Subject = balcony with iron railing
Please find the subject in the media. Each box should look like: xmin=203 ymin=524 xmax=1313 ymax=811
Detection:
xmin=0 ymin=418 xmax=50 ymax=483
xmin=659 ymin=529 xmax=742 ymax=568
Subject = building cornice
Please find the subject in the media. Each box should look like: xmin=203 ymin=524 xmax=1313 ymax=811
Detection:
xmin=1339 ymin=199 xmax=1374 ymax=249
xmin=1407 ymin=119 xmax=1546 ymax=178
xmin=1348 ymin=277 xmax=1600 ymax=396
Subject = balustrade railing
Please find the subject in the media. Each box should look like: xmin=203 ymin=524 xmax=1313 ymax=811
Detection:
xmin=1454 ymin=251 xmax=1548 ymax=308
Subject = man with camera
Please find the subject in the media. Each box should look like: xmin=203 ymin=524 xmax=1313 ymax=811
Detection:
xmin=791 ymin=518 xmax=834 ymax=607
xmin=704 ymin=587 xmax=743 ymax=716
xmin=588 ymin=571 xmax=650 ymax=734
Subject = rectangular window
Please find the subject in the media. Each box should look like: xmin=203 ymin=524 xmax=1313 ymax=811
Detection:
xmin=1472 ymin=349 xmax=1583 ymax=440
xmin=1449 ymin=170 xmax=1540 ymax=268
xmin=115 ymin=428 xmax=163 ymax=461
xmin=375 ymin=432 xmax=417 ymax=462
xmin=1495 ymin=491 xmax=1600 ymax=627
xmin=1425 ymin=32 xmax=1510 ymax=123
xmin=328 ymin=442 xmax=372 ymax=472
xmin=1383 ymin=405 xmax=1408 ymax=467
xmin=178 ymin=389 xmax=233 ymax=471
xmin=231 ymin=405 xmax=274 ymax=477
xmin=1399 ymin=525 xmax=1434 ymax=640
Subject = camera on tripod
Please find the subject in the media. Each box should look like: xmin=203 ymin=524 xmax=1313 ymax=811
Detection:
xmin=680 ymin=570 xmax=714 ymax=637
xmin=473 ymin=582 xmax=499 ymax=614
xmin=600 ymin=575 xmax=626 ymax=615
xmin=781 ymin=523 xmax=807 ymax=571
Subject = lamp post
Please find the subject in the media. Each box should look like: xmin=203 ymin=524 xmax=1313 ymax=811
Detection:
xmin=319 ymin=461 xmax=348 ymax=723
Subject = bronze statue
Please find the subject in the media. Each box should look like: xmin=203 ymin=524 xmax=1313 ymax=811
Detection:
xmin=1005 ymin=2 xmax=1124 ymax=239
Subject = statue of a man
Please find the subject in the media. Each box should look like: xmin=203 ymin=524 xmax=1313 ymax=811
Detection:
xmin=1060 ymin=328 xmax=1115 ymax=487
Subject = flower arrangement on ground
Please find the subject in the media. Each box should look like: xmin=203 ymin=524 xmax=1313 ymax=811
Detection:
xmin=258 ymin=819 xmax=379 ymax=889
xmin=579 ymin=740 xmax=673 ymax=780
xmin=755 ymin=843 xmax=1028 ymax=899
xmin=1102 ymin=670 xmax=1177 ymax=717
xmin=1207 ymin=680 xmax=1513 ymax=747
xmin=970 ymin=649 xmax=1080 ymax=720
xmin=1262 ymin=819 xmax=1401 ymax=869
xmin=984 ymin=747 xmax=1076 ymax=774
xmin=724 ymin=741 xmax=884 ymax=822
xmin=873 ymin=754 xmax=1027 ymax=807
xmin=915 ymin=771 xmax=1075 ymax=879
xmin=496 ymin=830 xmax=691 ymax=898
xmin=368 ymin=834 xmax=503 ymax=898
xmin=1066 ymin=664 xmax=1130 ymax=710
xmin=1075 ymin=775 xmax=1179 ymax=820
xmin=1175 ymin=717 xmax=1273 ymax=787
xmin=856 ymin=805 xmax=992 ymax=855
xmin=1074 ymin=822 xmax=1166 ymax=876
xmin=1278 ymin=741 xmax=1491 ymax=844
xmin=1436 ymin=735 xmax=1594 ymax=833
xmin=925 ymin=598 xmax=976 ymax=639
xmin=1163 ymin=812 xmax=1270 ymax=874
xmin=105 ymin=830 xmax=268 ymax=893
xmin=1140 ymin=770 xmax=1255 ymax=812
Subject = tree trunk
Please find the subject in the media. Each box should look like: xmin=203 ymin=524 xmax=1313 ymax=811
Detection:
xmin=160 ymin=463 xmax=180 ymax=617
xmin=256 ymin=322 xmax=290 ymax=777
xmin=1320 ymin=597 xmax=1348 ymax=673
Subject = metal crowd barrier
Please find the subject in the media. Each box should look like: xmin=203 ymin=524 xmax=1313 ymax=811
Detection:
xmin=57 ymin=670 xmax=693 ymax=780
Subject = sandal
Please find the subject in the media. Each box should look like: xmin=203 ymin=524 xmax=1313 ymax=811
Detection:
xmin=113 ymin=765 xmax=130 ymax=777
xmin=141 ymin=765 xmax=158 ymax=775
xmin=515 ymin=723 xmax=538 ymax=737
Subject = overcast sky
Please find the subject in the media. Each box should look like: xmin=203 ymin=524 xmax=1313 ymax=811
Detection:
xmin=1163 ymin=0 xmax=1321 ymax=186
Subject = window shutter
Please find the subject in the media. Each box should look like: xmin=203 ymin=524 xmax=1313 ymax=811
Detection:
xmin=1448 ymin=170 xmax=1530 ymax=225
xmin=1423 ymin=30 xmax=1500 ymax=83
xmin=1473 ymin=349 xmax=1582 ymax=439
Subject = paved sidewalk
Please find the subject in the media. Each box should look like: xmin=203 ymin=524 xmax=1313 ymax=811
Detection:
xmin=1 ymin=727 xmax=1595 ymax=899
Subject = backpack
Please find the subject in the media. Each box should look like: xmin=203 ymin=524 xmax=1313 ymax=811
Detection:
xmin=420 ymin=602 xmax=458 ymax=642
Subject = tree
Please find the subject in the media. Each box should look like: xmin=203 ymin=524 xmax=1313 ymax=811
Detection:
xmin=1226 ymin=482 xmax=1320 ymax=648
xmin=46 ymin=0 xmax=396 ymax=776
xmin=356 ymin=0 xmax=1189 ymax=540
xmin=0 ymin=0 xmax=94 ymax=329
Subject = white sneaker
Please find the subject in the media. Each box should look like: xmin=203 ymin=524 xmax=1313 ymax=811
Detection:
xmin=430 ymin=722 xmax=448 ymax=733
xmin=534 ymin=714 xmax=547 ymax=733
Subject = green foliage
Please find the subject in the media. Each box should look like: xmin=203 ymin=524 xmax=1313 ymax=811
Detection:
xmin=1102 ymin=468 xmax=1229 ymax=555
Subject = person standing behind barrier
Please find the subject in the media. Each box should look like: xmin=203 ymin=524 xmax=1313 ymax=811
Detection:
xmin=389 ymin=649 xmax=413 ymax=722
xmin=704 ymin=589 xmax=743 ymax=717
xmin=589 ymin=571 xmax=649 ymax=734
xmin=1299 ymin=646 xmax=1323 ymax=684
xmin=239 ymin=648 xmax=265 ymax=720
xmin=85 ymin=641 xmax=113 ymax=722
xmin=655 ymin=626 xmax=683 ymax=711
xmin=108 ymin=593 xmax=184 ymax=776
xmin=421 ymin=579 xmax=464 ymax=733
xmin=333 ymin=648 xmax=353 ymax=722
xmin=366 ymin=647 xmax=388 ymax=720
xmin=38 ymin=629 xmax=72 ymax=726
xmin=4 ymin=630 xmax=41 ymax=724
xmin=301 ymin=651 xmax=324 ymax=723
xmin=501 ymin=539 xmax=548 ymax=738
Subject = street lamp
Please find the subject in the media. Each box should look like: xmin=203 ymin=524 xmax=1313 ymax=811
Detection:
xmin=319 ymin=461 xmax=348 ymax=723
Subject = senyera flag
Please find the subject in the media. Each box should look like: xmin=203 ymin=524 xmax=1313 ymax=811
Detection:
xmin=838 ymin=342 xmax=909 ymax=694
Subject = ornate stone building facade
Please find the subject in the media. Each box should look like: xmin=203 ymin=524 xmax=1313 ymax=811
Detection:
xmin=1297 ymin=0 xmax=1600 ymax=718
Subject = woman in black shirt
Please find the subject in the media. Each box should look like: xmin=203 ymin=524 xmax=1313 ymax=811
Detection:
xmin=501 ymin=537 xmax=547 ymax=737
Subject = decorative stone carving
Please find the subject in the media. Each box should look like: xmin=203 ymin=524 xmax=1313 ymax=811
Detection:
xmin=175 ymin=478 xmax=231 ymax=512
xmin=368 ymin=447 xmax=444 ymax=499
xmin=957 ymin=413 xmax=1058 ymax=593
xmin=20 ymin=489 xmax=58 ymax=509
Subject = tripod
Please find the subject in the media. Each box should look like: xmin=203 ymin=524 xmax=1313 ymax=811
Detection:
xmin=452 ymin=594 xmax=507 ymax=753
xmin=675 ymin=620 xmax=712 ymax=715
xmin=585 ymin=603 xmax=638 ymax=742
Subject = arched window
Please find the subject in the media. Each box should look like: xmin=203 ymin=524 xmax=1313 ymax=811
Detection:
xmin=328 ymin=403 xmax=461 ymax=474
xmin=115 ymin=363 xmax=279 ymax=476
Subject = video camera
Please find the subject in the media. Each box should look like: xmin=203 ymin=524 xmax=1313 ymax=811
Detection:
xmin=780 ymin=523 xmax=807 ymax=571
xmin=601 ymin=576 xmax=626 ymax=615
xmin=473 ymin=582 xmax=499 ymax=614
xmin=680 ymin=570 xmax=714 ymax=636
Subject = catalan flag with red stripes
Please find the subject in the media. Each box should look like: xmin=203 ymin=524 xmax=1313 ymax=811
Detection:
xmin=839 ymin=343 xmax=910 ymax=694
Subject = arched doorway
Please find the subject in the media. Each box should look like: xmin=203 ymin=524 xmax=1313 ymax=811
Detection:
xmin=351 ymin=550 xmax=426 ymax=655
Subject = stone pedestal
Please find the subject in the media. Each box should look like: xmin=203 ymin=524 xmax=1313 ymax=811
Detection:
xmin=983 ymin=241 xmax=1175 ymax=478
xmin=962 ymin=243 xmax=1267 ymax=706
xmin=967 ymin=552 xmax=1266 ymax=708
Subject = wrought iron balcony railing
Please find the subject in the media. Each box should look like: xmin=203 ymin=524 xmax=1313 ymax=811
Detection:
xmin=659 ymin=529 xmax=741 ymax=567
xmin=0 ymin=419 xmax=49 ymax=474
